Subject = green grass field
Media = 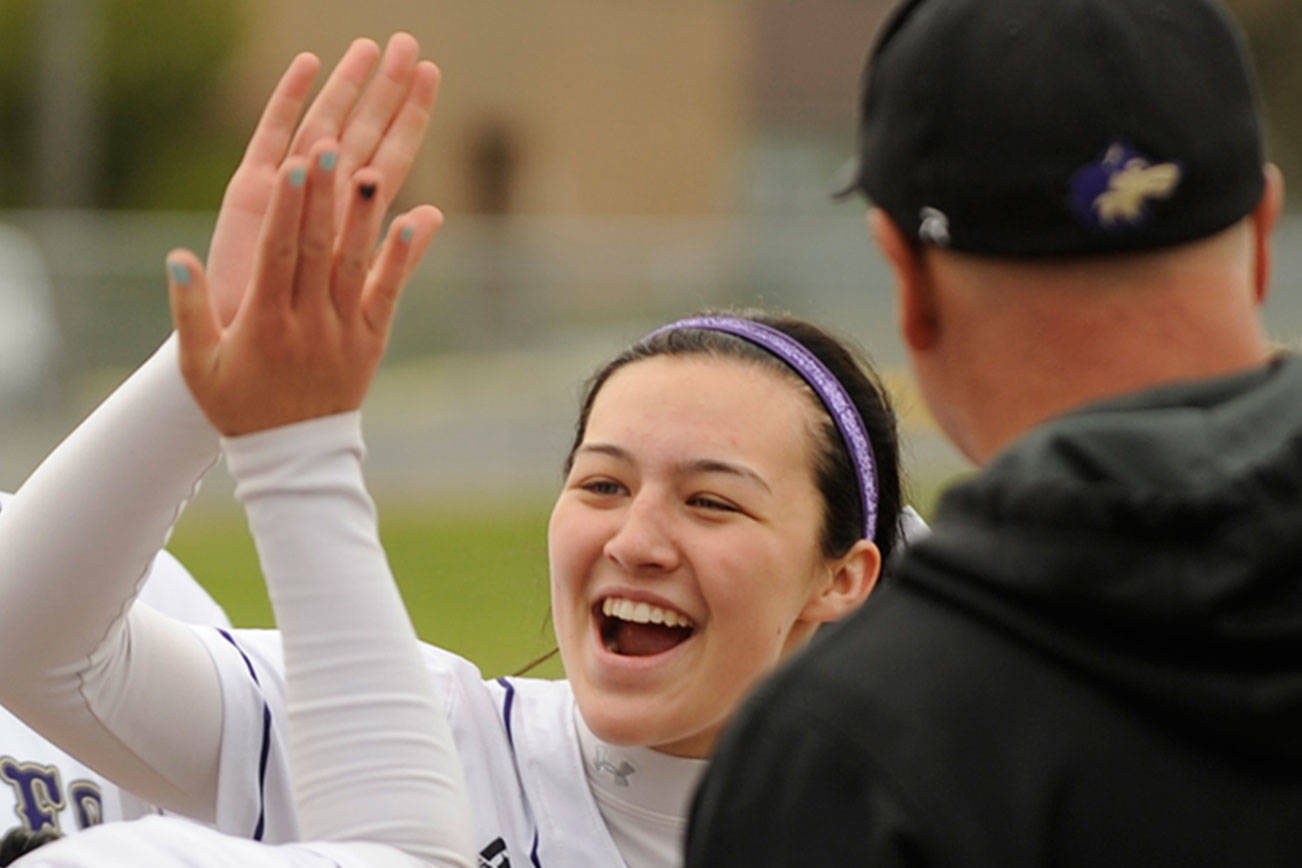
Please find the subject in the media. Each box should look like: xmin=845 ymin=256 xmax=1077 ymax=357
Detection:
xmin=168 ymin=499 xmax=566 ymax=680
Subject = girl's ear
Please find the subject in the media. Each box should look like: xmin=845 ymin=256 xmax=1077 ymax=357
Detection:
xmin=800 ymin=539 xmax=882 ymax=625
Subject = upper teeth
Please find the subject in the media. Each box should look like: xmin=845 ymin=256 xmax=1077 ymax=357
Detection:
xmin=602 ymin=597 xmax=693 ymax=629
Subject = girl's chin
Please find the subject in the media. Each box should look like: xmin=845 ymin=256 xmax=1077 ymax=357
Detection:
xmin=577 ymin=698 xmax=665 ymax=745
xmin=576 ymin=699 xmax=719 ymax=758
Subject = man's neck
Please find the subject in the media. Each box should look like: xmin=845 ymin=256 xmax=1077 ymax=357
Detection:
xmin=935 ymin=235 xmax=1271 ymax=464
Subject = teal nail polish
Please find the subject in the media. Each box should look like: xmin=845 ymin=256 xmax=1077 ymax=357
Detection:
xmin=168 ymin=261 xmax=191 ymax=286
xmin=289 ymin=166 xmax=307 ymax=187
xmin=319 ymin=151 xmax=337 ymax=172
xmin=401 ymin=225 xmax=415 ymax=244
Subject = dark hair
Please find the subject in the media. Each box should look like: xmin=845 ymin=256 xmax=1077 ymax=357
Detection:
xmin=564 ymin=310 xmax=903 ymax=563
xmin=0 ymin=827 xmax=62 ymax=865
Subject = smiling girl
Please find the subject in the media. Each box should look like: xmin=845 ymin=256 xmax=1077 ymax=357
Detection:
xmin=0 ymin=41 xmax=909 ymax=868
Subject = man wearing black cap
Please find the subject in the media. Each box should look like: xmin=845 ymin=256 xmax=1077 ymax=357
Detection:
xmin=686 ymin=0 xmax=1302 ymax=863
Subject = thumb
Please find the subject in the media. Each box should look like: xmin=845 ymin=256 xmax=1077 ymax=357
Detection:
xmin=166 ymin=250 xmax=221 ymax=384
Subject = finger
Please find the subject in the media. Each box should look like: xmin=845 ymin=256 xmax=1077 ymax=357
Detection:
xmin=361 ymin=206 xmax=444 ymax=335
xmin=247 ymin=157 xmax=312 ymax=314
xmin=241 ymin=53 xmax=321 ymax=169
xmin=334 ymin=33 xmax=419 ymax=200
xmin=331 ymin=170 xmax=386 ymax=316
xmin=293 ymin=140 xmax=340 ymax=310
xmin=287 ymin=38 xmax=381 ymax=157
xmin=367 ymin=61 xmax=441 ymax=206
xmin=400 ymin=204 xmax=444 ymax=285
xmin=166 ymin=250 xmax=221 ymax=384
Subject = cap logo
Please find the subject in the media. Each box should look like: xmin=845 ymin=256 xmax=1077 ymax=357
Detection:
xmin=1071 ymin=143 xmax=1182 ymax=232
xmin=918 ymin=207 xmax=951 ymax=245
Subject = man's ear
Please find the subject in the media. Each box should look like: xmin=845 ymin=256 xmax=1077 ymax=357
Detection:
xmin=1252 ymin=163 xmax=1285 ymax=306
xmin=868 ymin=208 xmax=940 ymax=351
xmin=800 ymin=539 xmax=882 ymax=625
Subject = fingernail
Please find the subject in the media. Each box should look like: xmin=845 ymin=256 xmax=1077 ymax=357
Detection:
xmin=400 ymin=224 xmax=415 ymax=244
xmin=359 ymin=182 xmax=377 ymax=201
xmin=319 ymin=151 xmax=337 ymax=172
xmin=290 ymin=166 xmax=307 ymax=187
xmin=168 ymin=261 xmax=191 ymax=286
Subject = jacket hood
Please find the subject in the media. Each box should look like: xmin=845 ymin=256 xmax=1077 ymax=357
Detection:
xmin=900 ymin=356 xmax=1302 ymax=763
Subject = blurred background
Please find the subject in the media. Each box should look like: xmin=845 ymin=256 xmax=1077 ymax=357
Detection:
xmin=1 ymin=0 xmax=1300 ymax=674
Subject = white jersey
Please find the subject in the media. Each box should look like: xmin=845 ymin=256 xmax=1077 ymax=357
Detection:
xmin=0 ymin=491 xmax=230 ymax=841
xmin=17 ymin=628 xmax=689 ymax=868
xmin=14 ymin=814 xmax=425 ymax=868
xmin=201 ymin=628 xmax=633 ymax=866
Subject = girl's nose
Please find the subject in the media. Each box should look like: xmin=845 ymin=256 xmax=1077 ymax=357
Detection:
xmin=602 ymin=493 xmax=680 ymax=574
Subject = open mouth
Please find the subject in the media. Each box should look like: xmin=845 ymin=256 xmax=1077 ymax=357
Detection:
xmin=597 ymin=597 xmax=696 ymax=657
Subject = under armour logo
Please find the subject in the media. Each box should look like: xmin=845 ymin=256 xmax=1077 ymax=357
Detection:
xmin=918 ymin=207 xmax=951 ymax=246
xmin=591 ymin=746 xmax=635 ymax=787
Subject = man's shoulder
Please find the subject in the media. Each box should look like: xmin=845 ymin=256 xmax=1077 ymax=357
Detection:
xmin=753 ymin=584 xmax=973 ymax=727
xmin=776 ymin=581 xmax=983 ymax=685
xmin=693 ymin=583 xmax=1012 ymax=864
xmin=755 ymin=576 xmax=1075 ymax=760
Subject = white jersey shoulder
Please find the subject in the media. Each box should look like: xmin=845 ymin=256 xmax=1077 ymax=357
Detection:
xmin=197 ymin=629 xmax=627 ymax=867
xmin=0 ymin=492 xmax=231 ymax=839
xmin=11 ymin=814 xmax=425 ymax=868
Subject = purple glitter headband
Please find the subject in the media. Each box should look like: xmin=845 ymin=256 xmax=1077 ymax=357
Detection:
xmin=644 ymin=316 xmax=879 ymax=540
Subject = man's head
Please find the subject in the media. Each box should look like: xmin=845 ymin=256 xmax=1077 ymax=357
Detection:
xmin=843 ymin=0 xmax=1285 ymax=463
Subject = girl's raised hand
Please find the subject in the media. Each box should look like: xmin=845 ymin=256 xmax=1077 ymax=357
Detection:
xmin=205 ymin=33 xmax=440 ymax=327
xmin=166 ymin=138 xmax=442 ymax=436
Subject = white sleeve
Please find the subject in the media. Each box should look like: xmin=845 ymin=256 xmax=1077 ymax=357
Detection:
xmin=224 ymin=412 xmax=475 ymax=867
xmin=0 ymin=336 xmax=227 ymax=819
xmin=0 ymin=490 xmax=232 ymax=630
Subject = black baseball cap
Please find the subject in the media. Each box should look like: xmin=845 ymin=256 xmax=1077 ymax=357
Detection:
xmin=835 ymin=0 xmax=1267 ymax=256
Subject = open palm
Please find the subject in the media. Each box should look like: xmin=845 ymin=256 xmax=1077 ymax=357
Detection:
xmin=204 ymin=33 xmax=439 ymax=325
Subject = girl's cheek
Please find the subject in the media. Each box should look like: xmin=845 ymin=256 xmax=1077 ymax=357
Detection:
xmin=550 ymin=510 xmax=602 ymax=591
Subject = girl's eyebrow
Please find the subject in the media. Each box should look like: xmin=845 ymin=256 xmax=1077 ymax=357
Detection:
xmin=575 ymin=443 xmax=772 ymax=494
xmin=679 ymin=459 xmax=773 ymax=495
xmin=574 ymin=442 xmax=632 ymax=463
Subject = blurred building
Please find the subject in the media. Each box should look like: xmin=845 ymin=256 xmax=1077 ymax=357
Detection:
xmin=220 ymin=0 xmax=893 ymax=217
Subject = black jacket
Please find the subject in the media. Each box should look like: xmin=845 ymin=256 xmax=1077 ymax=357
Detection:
xmin=686 ymin=358 xmax=1302 ymax=866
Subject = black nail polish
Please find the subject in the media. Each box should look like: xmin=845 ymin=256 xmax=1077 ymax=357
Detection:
xmin=359 ymin=183 xmax=377 ymax=201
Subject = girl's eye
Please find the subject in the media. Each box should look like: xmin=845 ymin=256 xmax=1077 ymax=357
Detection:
xmin=582 ymin=479 xmax=626 ymax=496
xmin=688 ymin=495 xmax=738 ymax=512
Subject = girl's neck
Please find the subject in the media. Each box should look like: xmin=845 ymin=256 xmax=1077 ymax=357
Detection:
xmin=574 ymin=709 xmax=708 ymax=868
